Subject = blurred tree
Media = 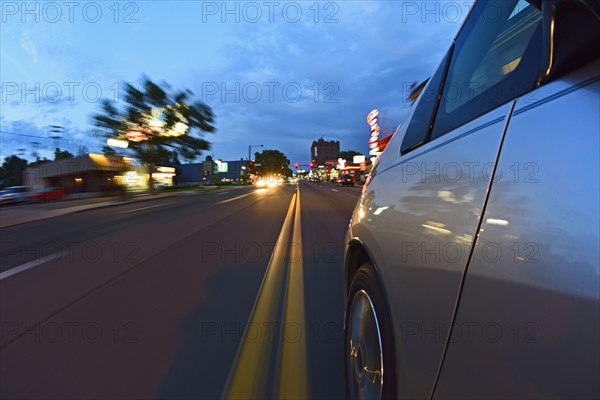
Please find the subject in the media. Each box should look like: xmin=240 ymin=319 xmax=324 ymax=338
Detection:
xmin=91 ymin=76 xmax=216 ymax=190
xmin=155 ymin=148 xmax=181 ymax=166
xmin=0 ymin=155 xmax=28 ymax=186
xmin=54 ymin=148 xmax=75 ymax=160
xmin=254 ymin=149 xmax=292 ymax=178
xmin=101 ymin=145 xmax=117 ymax=155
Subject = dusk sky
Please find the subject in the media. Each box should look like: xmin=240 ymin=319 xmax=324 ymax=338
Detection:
xmin=1 ymin=1 xmax=473 ymax=165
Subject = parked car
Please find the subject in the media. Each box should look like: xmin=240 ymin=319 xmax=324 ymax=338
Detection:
xmin=32 ymin=187 xmax=65 ymax=202
xmin=344 ymin=1 xmax=599 ymax=399
xmin=0 ymin=186 xmax=33 ymax=205
xmin=337 ymin=174 xmax=354 ymax=187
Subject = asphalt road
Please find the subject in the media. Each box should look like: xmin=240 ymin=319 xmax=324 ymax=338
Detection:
xmin=0 ymin=182 xmax=362 ymax=399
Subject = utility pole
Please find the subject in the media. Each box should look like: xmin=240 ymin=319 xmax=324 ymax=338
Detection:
xmin=248 ymin=144 xmax=263 ymax=161
xmin=49 ymin=125 xmax=63 ymax=149
xmin=31 ymin=142 xmax=40 ymax=161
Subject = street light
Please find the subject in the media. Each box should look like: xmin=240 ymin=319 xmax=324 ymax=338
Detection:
xmin=248 ymin=144 xmax=263 ymax=161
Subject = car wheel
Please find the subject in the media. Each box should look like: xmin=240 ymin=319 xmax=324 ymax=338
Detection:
xmin=345 ymin=263 xmax=396 ymax=399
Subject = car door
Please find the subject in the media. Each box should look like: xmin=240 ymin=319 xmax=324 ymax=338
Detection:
xmin=350 ymin=0 xmax=544 ymax=397
xmin=434 ymin=1 xmax=600 ymax=398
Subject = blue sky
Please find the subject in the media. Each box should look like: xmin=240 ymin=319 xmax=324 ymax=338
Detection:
xmin=1 ymin=1 xmax=472 ymax=165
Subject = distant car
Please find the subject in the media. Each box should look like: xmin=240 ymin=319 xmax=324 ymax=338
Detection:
xmin=32 ymin=187 xmax=65 ymax=202
xmin=0 ymin=186 xmax=33 ymax=205
xmin=254 ymin=177 xmax=278 ymax=188
xmin=344 ymin=1 xmax=599 ymax=399
xmin=337 ymin=174 xmax=354 ymax=187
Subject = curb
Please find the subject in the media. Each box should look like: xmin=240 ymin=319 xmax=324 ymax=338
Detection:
xmin=0 ymin=190 xmax=198 ymax=229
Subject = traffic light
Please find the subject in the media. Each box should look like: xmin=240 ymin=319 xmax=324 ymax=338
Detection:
xmin=310 ymin=161 xmax=315 ymax=168
xmin=294 ymin=162 xmax=299 ymax=169
xmin=247 ymin=161 xmax=253 ymax=172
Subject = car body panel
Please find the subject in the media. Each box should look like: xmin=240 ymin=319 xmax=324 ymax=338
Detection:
xmin=348 ymin=102 xmax=513 ymax=398
xmin=434 ymin=64 xmax=600 ymax=399
xmin=344 ymin=0 xmax=599 ymax=398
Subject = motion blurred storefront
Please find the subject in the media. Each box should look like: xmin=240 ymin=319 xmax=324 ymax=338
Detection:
xmin=24 ymin=153 xmax=175 ymax=194
xmin=119 ymin=165 xmax=175 ymax=190
xmin=24 ymin=154 xmax=127 ymax=193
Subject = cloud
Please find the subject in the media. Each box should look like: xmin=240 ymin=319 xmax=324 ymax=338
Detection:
xmin=1 ymin=1 xmax=471 ymax=165
xmin=19 ymin=36 xmax=39 ymax=64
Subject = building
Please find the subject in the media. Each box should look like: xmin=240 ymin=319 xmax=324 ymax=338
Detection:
xmin=24 ymin=153 xmax=127 ymax=193
xmin=24 ymin=153 xmax=176 ymax=194
xmin=176 ymin=163 xmax=204 ymax=186
xmin=310 ymin=138 xmax=340 ymax=166
xmin=174 ymin=158 xmax=249 ymax=185
xmin=214 ymin=159 xmax=248 ymax=181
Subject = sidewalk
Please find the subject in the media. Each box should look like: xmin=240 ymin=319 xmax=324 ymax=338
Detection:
xmin=0 ymin=191 xmax=195 ymax=229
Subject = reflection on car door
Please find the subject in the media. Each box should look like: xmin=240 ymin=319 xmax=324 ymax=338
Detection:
xmin=434 ymin=57 xmax=600 ymax=400
xmin=355 ymin=0 xmax=544 ymax=397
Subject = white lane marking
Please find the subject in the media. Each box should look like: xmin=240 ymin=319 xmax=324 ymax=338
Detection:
xmin=116 ymin=202 xmax=172 ymax=214
xmin=331 ymin=189 xmax=339 ymax=192
xmin=217 ymin=191 xmax=230 ymax=195
xmin=216 ymin=192 xmax=253 ymax=204
xmin=0 ymin=251 xmax=66 ymax=281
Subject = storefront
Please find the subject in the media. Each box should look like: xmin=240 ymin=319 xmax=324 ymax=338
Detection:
xmin=24 ymin=153 xmax=176 ymax=193
xmin=24 ymin=153 xmax=128 ymax=194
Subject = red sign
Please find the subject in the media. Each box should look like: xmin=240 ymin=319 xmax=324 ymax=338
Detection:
xmin=367 ymin=109 xmax=380 ymax=153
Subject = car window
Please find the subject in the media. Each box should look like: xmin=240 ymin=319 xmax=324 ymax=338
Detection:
xmin=431 ymin=0 xmax=542 ymax=140
xmin=400 ymin=50 xmax=452 ymax=155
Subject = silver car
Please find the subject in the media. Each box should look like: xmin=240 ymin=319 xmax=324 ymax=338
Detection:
xmin=344 ymin=0 xmax=599 ymax=398
xmin=0 ymin=186 xmax=33 ymax=205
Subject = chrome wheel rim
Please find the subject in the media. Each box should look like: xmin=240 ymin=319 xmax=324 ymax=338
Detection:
xmin=347 ymin=289 xmax=384 ymax=399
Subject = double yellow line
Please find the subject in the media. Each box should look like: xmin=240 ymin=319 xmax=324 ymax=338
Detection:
xmin=222 ymin=189 xmax=309 ymax=399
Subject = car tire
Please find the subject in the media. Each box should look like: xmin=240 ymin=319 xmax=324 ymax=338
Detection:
xmin=345 ymin=263 xmax=396 ymax=400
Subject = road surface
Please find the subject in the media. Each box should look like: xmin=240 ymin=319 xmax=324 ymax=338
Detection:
xmin=0 ymin=182 xmax=361 ymax=399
